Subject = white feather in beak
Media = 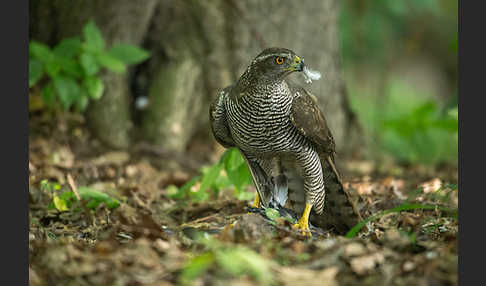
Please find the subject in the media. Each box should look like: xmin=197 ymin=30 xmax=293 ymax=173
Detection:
xmin=302 ymin=65 xmax=321 ymax=84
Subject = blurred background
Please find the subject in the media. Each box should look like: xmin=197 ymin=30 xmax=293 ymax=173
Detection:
xmin=29 ymin=0 xmax=458 ymax=178
xmin=340 ymin=0 xmax=457 ymax=168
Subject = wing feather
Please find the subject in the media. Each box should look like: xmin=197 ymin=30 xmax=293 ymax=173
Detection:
xmin=289 ymin=87 xmax=336 ymax=158
xmin=209 ymin=86 xmax=235 ymax=148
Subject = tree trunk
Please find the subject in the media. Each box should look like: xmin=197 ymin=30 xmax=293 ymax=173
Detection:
xmin=29 ymin=0 xmax=361 ymax=156
xmin=29 ymin=0 xmax=158 ymax=149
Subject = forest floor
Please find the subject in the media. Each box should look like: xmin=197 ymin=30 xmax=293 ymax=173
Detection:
xmin=29 ymin=113 xmax=458 ymax=286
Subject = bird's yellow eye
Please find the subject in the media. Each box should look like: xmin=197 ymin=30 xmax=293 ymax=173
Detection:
xmin=275 ymin=56 xmax=284 ymax=65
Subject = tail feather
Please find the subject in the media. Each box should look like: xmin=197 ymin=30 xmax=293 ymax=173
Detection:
xmin=268 ymin=174 xmax=289 ymax=208
xmin=310 ymin=155 xmax=362 ymax=234
xmin=240 ymin=151 xmax=274 ymax=207
xmin=243 ymin=150 xmax=362 ymax=234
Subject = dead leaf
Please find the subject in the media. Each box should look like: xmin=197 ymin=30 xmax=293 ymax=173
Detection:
xmin=51 ymin=146 xmax=75 ymax=169
xmin=403 ymin=261 xmax=415 ymax=272
xmin=344 ymin=242 xmax=367 ymax=257
xmin=90 ymin=151 xmax=130 ymax=167
xmin=419 ymin=178 xmax=442 ymax=193
xmin=278 ymin=266 xmax=339 ymax=286
xmin=350 ymin=181 xmax=374 ymax=195
xmin=350 ymin=253 xmax=385 ymax=275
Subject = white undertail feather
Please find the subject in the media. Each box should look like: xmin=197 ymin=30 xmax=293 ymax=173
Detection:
xmin=270 ymin=175 xmax=289 ymax=208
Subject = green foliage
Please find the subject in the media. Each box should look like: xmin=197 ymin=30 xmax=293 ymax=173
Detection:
xmin=339 ymin=0 xmax=456 ymax=65
xmin=265 ymin=207 xmax=281 ymax=222
xmin=345 ymin=203 xmax=457 ymax=238
xmin=41 ymin=180 xmax=120 ymax=212
xmin=179 ymin=238 xmax=273 ymax=285
xmin=381 ymin=101 xmax=458 ymax=164
xmin=340 ymin=0 xmax=457 ymax=166
xmin=348 ymin=78 xmax=458 ymax=165
xmin=29 ymin=20 xmax=150 ymax=111
xmin=264 ymin=207 xmax=296 ymax=225
xmin=168 ymin=148 xmax=253 ymax=202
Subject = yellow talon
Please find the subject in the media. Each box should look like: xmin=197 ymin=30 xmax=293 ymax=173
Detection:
xmin=248 ymin=193 xmax=261 ymax=214
xmin=292 ymin=203 xmax=312 ymax=237
xmin=251 ymin=193 xmax=260 ymax=208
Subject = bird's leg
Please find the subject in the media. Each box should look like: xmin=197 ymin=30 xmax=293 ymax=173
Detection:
xmin=292 ymin=202 xmax=312 ymax=236
xmin=292 ymin=150 xmax=323 ymax=237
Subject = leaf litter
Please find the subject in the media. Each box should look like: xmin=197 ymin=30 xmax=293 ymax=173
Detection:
xmin=29 ymin=113 xmax=458 ymax=285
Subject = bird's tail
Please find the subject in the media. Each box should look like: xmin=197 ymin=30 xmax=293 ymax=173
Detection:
xmin=312 ymin=155 xmax=362 ymax=234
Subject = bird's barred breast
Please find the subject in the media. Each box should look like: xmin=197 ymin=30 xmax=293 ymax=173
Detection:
xmin=225 ymin=93 xmax=308 ymax=155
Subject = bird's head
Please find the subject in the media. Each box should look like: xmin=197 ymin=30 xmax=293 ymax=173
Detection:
xmin=248 ymin=47 xmax=305 ymax=81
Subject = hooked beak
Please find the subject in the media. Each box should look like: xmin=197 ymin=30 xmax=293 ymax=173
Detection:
xmin=292 ymin=56 xmax=304 ymax=71
xmin=287 ymin=55 xmax=305 ymax=72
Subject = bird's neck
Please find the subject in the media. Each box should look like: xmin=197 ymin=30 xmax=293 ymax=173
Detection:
xmin=237 ymin=67 xmax=287 ymax=95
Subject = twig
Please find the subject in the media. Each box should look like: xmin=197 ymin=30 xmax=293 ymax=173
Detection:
xmin=67 ymin=173 xmax=93 ymax=224
xmin=67 ymin=173 xmax=81 ymax=201
xmin=184 ymin=213 xmax=220 ymax=225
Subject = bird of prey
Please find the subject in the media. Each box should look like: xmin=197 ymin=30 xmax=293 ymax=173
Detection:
xmin=210 ymin=47 xmax=361 ymax=236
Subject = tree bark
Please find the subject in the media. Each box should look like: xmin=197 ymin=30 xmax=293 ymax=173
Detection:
xmin=30 ymin=0 xmax=361 ymax=156
xmin=29 ymin=0 xmax=158 ymax=149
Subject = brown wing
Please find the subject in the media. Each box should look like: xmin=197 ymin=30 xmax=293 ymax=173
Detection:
xmin=289 ymin=87 xmax=336 ymax=157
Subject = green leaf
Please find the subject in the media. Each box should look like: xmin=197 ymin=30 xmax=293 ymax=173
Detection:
xmin=224 ymin=148 xmax=246 ymax=170
xmin=42 ymin=82 xmax=56 ymax=107
xmin=53 ymin=37 xmax=81 ymax=58
xmin=431 ymin=118 xmax=458 ymax=133
xmin=265 ymin=208 xmax=280 ymax=221
xmin=226 ymin=164 xmax=251 ymax=192
xmin=169 ymin=176 xmax=201 ymax=200
xmin=75 ymin=93 xmax=89 ymax=112
xmin=180 ymin=252 xmax=215 ymax=283
xmin=108 ymin=44 xmax=150 ymax=65
xmin=53 ymin=76 xmax=81 ymax=110
xmin=235 ymin=191 xmax=254 ymax=201
xmin=83 ymin=76 xmax=104 ymax=99
xmin=57 ymin=57 xmax=83 ymax=78
xmin=52 ymin=187 xmax=120 ymax=210
xmin=216 ymin=247 xmax=273 ymax=285
xmin=53 ymin=193 xmax=69 ymax=212
xmin=224 ymin=149 xmax=250 ymax=189
xmin=40 ymin=179 xmax=50 ymax=191
xmin=97 ymin=52 xmax=126 ymax=73
xmin=82 ymin=20 xmax=105 ymax=52
xmin=80 ymin=52 xmax=100 ymax=76
xmin=29 ymin=41 xmax=53 ymax=62
xmin=448 ymin=107 xmax=458 ymax=120
xmin=199 ymin=163 xmax=223 ymax=194
xmin=29 ymin=59 xmax=44 ymax=87
xmin=44 ymin=59 xmax=62 ymax=78
xmin=77 ymin=187 xmax=120 ymax=209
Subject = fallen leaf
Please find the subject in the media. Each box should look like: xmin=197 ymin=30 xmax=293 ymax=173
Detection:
xmin=419 ymin=178 xmax=442 ymax=193
xmin=278 ymin=266 xmax=339 ymax=286
xmin=344 ymin=242 xmax=367 ymax=257
xmin=90 ymin=151 xmax=130 ymax=166
xmin=350 ymin=253 xmax=385 ymax=275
